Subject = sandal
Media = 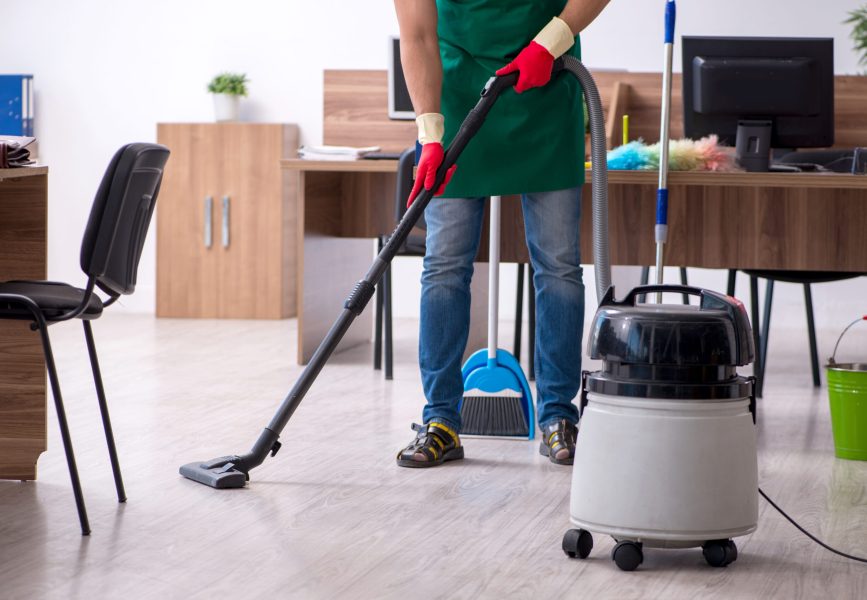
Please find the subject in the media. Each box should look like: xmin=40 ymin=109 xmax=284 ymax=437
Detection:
xmin=396 ymin=422 xmax=464 ymax=468
xmin=539 ymin=419 xmax=577 ymax=465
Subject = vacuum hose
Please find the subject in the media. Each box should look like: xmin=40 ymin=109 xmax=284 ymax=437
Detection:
xmin=179 ymin=58 xmax=611 ymax=485
xmin=560 ymin=55 xmax=611 ymax=300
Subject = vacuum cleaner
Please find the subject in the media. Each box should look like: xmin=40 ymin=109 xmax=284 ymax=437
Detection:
xmin=179 ymin=54 xmax=612 ymax=489
xmin=562 ymin=287 xmax=758 ymax=570
xmin=562 ymin=0 xmax=760 ymax=571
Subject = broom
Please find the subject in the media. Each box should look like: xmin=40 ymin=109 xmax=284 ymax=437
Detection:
xmin=460 ymin=195 xmax=534 ymax=438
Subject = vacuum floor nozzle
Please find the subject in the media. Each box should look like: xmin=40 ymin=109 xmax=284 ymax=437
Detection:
xmin=179 ymin=456 xmax=248 ymax=489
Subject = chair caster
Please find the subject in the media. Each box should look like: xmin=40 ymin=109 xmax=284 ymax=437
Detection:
xmin=612 ymin=540 xmax=643 ymax=571
xmin=562 ymin=528 xmax=593 ymax=559
xmin=702 ymin=539 xmax=738 ymax=568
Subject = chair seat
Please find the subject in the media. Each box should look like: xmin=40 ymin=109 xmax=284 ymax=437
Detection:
xmin=0 ymin=281 xmax=103 ymax=320
xmin=742 ymin=270 xmax=865 ymax=285
xmin=404 ymin=231 xmax=426 ymax=256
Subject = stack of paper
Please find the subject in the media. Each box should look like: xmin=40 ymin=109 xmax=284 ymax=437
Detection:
xmin=298 ymin=145 xmax=381 ymax=161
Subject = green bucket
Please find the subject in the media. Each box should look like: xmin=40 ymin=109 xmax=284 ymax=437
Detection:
xmin=826 ymin=317 xmax=867 ymax=461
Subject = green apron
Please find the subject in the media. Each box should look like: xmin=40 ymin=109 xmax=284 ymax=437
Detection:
xmin=437 ymin=0 xmax=585 ymax=197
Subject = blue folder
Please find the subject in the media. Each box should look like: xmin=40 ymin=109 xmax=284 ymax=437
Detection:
xmin=0 ymin=75 xmax=34 ymax=136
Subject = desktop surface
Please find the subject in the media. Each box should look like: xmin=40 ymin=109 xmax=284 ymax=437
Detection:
xmin=282 ymin=158 xmax=399 ymax=173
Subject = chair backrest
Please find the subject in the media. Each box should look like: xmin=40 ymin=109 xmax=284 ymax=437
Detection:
xmin=80 ymin=143 xmax=170 ymax=296
xmin=777 ymin=149 xmax=856 ymax=173
xmin=393 ymin=147 xmax=426 ymax=230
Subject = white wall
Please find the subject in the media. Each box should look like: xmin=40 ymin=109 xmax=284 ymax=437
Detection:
xmin=1 ymin=0 xmax=864 ymax=329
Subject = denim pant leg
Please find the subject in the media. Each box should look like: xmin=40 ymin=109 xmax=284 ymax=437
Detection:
xmin=522 ymin=187 xmax=585 ymax=427
xmin=419 ymin=196 xmax=486 ymax=431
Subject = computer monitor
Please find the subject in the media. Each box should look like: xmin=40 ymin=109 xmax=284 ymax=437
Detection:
xmin=682 ymin=36 xmax=834 ymax=171
xmin=388 ymin=37 xmax=415 ymax=120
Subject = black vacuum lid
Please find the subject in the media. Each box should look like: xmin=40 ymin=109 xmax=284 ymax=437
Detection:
xmin=588 ymin=285 xmax=755 ymax=367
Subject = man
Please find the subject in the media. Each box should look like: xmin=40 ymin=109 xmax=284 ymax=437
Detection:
xmin=394 ymin=0 xmax=610 ymax=468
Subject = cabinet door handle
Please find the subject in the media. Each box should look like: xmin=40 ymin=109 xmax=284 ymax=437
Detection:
xmin=204 ymin=196 xmax=213 ymax=248
xmin=221 ymin=195 xmax=231 ymax=248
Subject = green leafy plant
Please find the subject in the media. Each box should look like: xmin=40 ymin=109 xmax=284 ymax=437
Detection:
xmin=845 ymin=5 xmax=867 ymax=69
xmin=207 ymin=72 xmax=249 ymax=96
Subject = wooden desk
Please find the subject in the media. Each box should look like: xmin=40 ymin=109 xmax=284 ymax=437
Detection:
xmin=283 ymin=159 xmax=398 ymax=363
xmin=0 ymin=166 xmax=48 ymax=481
xmin=593 ymin=170 xmax=867 ymax=272
xmin=285 ymin=159 xmax=867 ymax=363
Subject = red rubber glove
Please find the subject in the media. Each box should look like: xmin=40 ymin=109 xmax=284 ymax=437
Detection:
xmin=496 ymin=41 xmax=556 ymax=94
xmin=407 ymin=143 xmax=456 ymax=207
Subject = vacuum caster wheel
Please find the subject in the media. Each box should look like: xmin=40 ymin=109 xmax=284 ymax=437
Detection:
xmin=612 ymin=541 xmax=643 ymax=571
xmin=562 ymin=529 xmax=593 ymax=559
xmin=702 ymin=539 xmax=738 ymax=568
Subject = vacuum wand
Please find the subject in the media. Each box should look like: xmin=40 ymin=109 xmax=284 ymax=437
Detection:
xmin=178 ymin=68 xmax=524 ymax=488
xmin=655 ymin=0 xmax=676 ymax=302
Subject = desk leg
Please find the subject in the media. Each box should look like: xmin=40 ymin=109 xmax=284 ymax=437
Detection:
xmin=0 ymin=322 xmax=46 ymax=480
xmin=297 ymin=235 xmax=374 ymax=365
xmin=0 ymin=175 xmax=47 ymax=481
xmin=295 ymin=170 xmax=378 ymax=365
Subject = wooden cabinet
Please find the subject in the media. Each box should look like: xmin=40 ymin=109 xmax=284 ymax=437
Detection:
xmin=156 ymin=123 xmax=298 ymax=318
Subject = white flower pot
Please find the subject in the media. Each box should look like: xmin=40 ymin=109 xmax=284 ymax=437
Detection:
xmin=213 ymin=94 xmax=240 ymax=122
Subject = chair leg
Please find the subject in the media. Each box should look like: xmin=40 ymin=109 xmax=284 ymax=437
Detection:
xmin=373 ymin=281 xmax=383 ymax=370
xmin=384 ymin=262 xmax=394 ymax=381
xmin=373 ymin=238 xmax=384 ymax=371
xmin=528 ymin=264 xmax=536 ymax=382
xmin=82 ymin=321 xmax=126 ymax=504
xmin=727 ymin=269 xmax=737 ymax=297
xmin=639 ymin=265 xmax=650 ymax=303
xmin=760 ymin=279 xmax=774 ymax=382
xmin=35 ymin=320 xmax=91 ymax=535
xmin=513 ymin=263 xmax=524 ymax=362
xmin=679 ymin=267 xmax=689 ymax=304
xmin=804 ymin=283 xmax=821 ymax=388
xmin=750 ymin=275 xmax=763 ymax=398
xmin=640 ymin=266 xmax=650 ymax=285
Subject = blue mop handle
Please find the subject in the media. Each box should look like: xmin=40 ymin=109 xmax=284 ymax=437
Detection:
xmin=664 ymin=0 xmax=676 ymax=44
xmin=655 ymin=0 xmax=676 ymax=292
xmin=657 ymin=0 xmax=675 ymax=239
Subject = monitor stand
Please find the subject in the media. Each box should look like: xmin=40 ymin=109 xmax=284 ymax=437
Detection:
xmin=735 ymin=120 xmax=772 ymax=172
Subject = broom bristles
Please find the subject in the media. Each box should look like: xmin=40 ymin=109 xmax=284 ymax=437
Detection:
xmin=460 ymin=393 xmax=529 ymax=436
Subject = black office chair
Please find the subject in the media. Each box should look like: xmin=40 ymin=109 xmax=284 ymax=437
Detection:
xmin=373 ymin=149 xmax=423 ymax=380
xmin=0 ymin=143 xmax=170 ymax=535
xmin=726 ymin=150 xmax=866 ymax=397
xmin=373 ymin=148 xmax=536 ymax=379
xmin=776 ymin=149 xmax=862 ymax=173
xmin=729 ymin=270 xmax=863 ymax=398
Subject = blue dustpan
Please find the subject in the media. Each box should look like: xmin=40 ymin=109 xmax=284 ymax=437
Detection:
xmin=459 ymin=196 xmax=534 ymax=439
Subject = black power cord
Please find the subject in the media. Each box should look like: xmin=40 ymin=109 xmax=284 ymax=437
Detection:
xmin=759 ymin=487 xmax=867 ymax=564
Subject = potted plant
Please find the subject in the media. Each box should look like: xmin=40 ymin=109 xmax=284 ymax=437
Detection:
xmin=207 ymin=72 xmax=249 ymax=122
xmin=846 ymin=5 xmax=867 ymax=72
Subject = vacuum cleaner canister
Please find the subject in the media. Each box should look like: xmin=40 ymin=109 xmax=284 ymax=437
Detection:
xmin=564 ymin=285 xmax=758 ymax=571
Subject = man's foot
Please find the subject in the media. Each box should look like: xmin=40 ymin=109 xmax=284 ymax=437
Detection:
xmin=539 ymin=419 xmax=577 ymax=465
xmin=396 ymin=422 xmax=464 ymax=468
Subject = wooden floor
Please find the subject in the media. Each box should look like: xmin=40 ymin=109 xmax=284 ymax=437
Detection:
xmin=1 ymin=314 xmax=865 ymax=599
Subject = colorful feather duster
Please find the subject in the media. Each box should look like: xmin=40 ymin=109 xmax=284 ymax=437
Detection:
xmin=606 ymin=135 xmax=739 ymax=172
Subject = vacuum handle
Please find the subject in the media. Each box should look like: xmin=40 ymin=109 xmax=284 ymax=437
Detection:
xmin=618 ymin=284 xmax=743 ymax=314
xmin=617 ymin=284 xmax=704 ymax=306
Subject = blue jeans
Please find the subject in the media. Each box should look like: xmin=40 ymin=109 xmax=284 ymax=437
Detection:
xmin=419 ymin=187 xmax=584 ymax=432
